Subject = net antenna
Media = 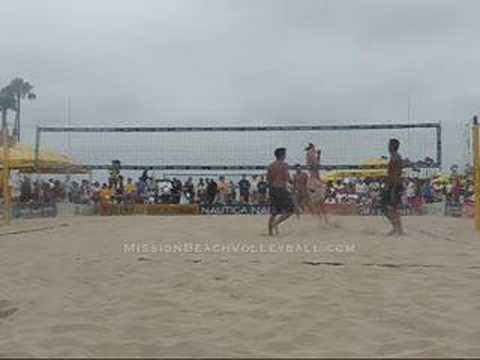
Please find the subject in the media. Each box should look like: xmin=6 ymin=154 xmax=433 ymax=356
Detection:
xmin=35 ymin=122 xmax=442 ymax=174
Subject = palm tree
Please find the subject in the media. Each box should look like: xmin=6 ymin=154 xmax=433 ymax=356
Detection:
xmin=0 ymin=89 xmax=16 ymax=225
xmin=0 ymin=90 xmax=16 ymax=137
xmin=2 ymin=78 xmax=36 ymax=142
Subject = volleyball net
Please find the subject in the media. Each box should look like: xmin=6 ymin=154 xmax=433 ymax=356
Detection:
xmin=35 ymin=122 xmax=442 ymax=175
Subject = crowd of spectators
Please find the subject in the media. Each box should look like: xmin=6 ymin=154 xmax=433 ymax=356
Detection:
xmin=11 ymin=172 xmax=270 ymax=207
xmin=10 ymin=167 xmax=475 ymax=215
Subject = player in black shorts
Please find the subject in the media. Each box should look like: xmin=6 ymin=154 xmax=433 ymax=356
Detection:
xmin=382 ymin=138 xmax=405 ymax=236
xmin=270 ymin=186 xmax=295 ymax=216
xmin=266 ymin=148 xmax=294 ymax=235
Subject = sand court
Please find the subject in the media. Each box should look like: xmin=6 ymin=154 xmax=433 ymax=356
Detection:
xmin=0 ymin=215 xmax=480 ymax=357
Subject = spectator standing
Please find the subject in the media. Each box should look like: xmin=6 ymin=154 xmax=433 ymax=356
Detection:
xmin=422 ymin=180 xmax=434 ymax=203
xmin=69 ymin=181 xmax=82 ymax=204
xmin=196 ymin=178 xmax=206 ymax=204
xmin=451 ymin=178 xmax=462 ymax=203
xmin=250 ymin=175 xmax=259 ymax=203
xmin=19 ymin=176 xmax=32 ymax=203
xmin=32 ymin=181 xmax=41 ymax=203
xmin=238 ymin=175 xmax=251 ymax=204
xmin=406 ymin=180 xmax=416 ymax=208
xmin=217 ymin=176 xmax=228 ymax=204
xmin=228 ymin=180 xmax=236 ymax=204
xmin=171 ymin=178 xmax=183 ymax=204
xmin=125 ymin=178 xmax=137 ymax=203
xmin=99 ymin=183 xmax=113 ymax=215
xmin=183 ymin=177 xmax=195 ymax=204
xmin=158 ymin=178 xmax=172 ymax=203
xmin=257 ymin=175 xmax=268 ymax=204
xmin=207 ymin=179 xmax=218 ymax=204
xmin=137 ymin=177 xmax=147 ymax=201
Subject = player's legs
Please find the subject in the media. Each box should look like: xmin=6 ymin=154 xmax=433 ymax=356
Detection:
xmin=309 ymin=170 xmax=320 ymax=179
xmin=317 ymin=201 xmax=329 ymax=225
xmin=385 ymin=204 xmax=404 ymax=236
xmin=268 ymin=187 xmax=280 ymax=235
xmin=268 ymin=214 xmax=277 ymax=236
xmin=311 ymin=202 xmax=328 ymax=225
xmin=384 ymin=206 xmax=397 ymax=236
xmin=393 ymin=206 xmax=404 ymax=235
xmin=309 ymin=190 xmax=328 ymax=225
xmin=383 ymin=192 xmax=396 ymax=235
xmin=295 ymin=201 xmax=301 ymax=219
xmin=387 ymin=208 xmax=402 ymax=235
xmin=269 ymin=188 xmax=294 ymax=234
xmin=273 ymin=211 xmax=293 ymax=230
xmin=391 ymin=185 xmax=404 ymax=235
xmin=294 ymin=191 xmax=305 ymax=219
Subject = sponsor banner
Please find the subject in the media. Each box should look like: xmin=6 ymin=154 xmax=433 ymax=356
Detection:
xmin=199 ymin=203 xmax=358 ymax=215
xmin=324 ymin=204 xmax=358 ymax=215
xmin=200 ymin=204 xmax=270 ymax=215
xmin=82 ymin=201 xmax=473 ymax=218
xmin=135 ymin=204 xmax=199 ymax=215
xmin=11 ymin=203 xmax=58 ymax=219
xmin=99 ymin=203 xmax=199 ymax=216
xmin=358 ymin=204 xmax=423 ymax=216
xmin=200 ymin=203 xmax=424 ymax=216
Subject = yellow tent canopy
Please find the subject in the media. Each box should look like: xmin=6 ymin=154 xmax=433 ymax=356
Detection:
xmin=325 ymin=157 xmax=388 ymax=180
xmin=0 ymin=143 xmax=85 ymax=173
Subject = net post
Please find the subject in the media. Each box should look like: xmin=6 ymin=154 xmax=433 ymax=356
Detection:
xmin=436 ymin=122 xmax=442 ymax=170
xmin=34 ymin=126 xmax=41 ymax=173
xmin=473 ymin=115 xmax=480 ymax=231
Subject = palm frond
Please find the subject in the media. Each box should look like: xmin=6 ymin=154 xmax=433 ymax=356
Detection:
xmin=0 ymin=92 xmax=16 ymax=111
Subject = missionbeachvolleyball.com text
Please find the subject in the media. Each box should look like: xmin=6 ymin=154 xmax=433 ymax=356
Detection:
xmin=123 ymin=242 xmax=356 ymax=254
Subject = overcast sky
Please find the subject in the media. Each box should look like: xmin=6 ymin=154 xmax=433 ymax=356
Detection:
xmin=1 ymin=0 xmax=479 ymax=169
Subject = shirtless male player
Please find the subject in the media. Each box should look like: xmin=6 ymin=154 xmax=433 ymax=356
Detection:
xmin=307 ymin=175 xmax=329 ymax=225
xmin=267 ymin=148 xmax=295 ymax=235
xmin=382 ymin=138 xmax=404 ymax=236
xmin=305 ymin=143 xmax=329 ymax=224
xmin=293 ymin=164 xmax=309 ymax=218
xmin=305 ymin=143 xmax=321 ymax=179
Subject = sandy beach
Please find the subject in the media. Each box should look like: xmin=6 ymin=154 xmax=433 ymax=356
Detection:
xmin=1 ymin=214 xmax=480 ymax=357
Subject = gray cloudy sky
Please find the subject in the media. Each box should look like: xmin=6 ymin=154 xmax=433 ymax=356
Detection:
xmin=1 ymin=0 xmax=479 ymax=169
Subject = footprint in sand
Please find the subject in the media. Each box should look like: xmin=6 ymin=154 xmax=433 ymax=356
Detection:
xmin=361 ymin=227 xmax=379 ymax=236
xmin=320 ymin=221 xmax=342 ymax=230
xmin=0 ymin=300 xmax=18 ymax=319
xmin=49 ymin=323 xmax=102 ymax=335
